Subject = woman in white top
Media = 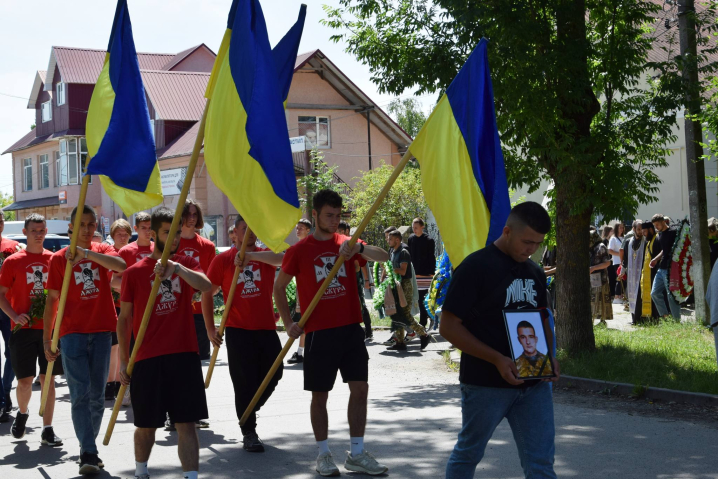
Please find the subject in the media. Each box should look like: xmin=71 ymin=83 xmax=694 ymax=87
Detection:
xmin=607 ymin=221 xmax=625 ymax=302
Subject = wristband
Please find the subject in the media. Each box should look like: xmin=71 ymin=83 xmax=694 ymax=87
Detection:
xmin=84 ymin=248 xmax=89 ymax=259
xmin=359 ymin=243 xmax=365 ymax=254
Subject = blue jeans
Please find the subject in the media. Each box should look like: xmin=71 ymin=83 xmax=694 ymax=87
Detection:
xmin=60 ymin=332 xmax=112 ymax=454
xmin=446 ymin=382 xmax=557 ymax=479
xmin=651 ymin=268 xmax=681 ymax=320
xmin=0 ymin=310 xmax=15 ymax=401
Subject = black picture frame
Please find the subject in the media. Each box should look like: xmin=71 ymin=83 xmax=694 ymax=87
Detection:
xmin=503 ymin=309 xmax=555 ymax=379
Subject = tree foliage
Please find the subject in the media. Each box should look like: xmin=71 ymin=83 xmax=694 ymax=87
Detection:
xmin=296 ymin=147 xmax=345 ymax=214
xmin=323 ymin=0 xmax=689 ymax=352
xmin=0 ymin=192 xmax=16 ymax=221
xmin=387 ymin=98 xmax=428 ymax=138
xmin=348 ymin=161 xmax=428 ymax=238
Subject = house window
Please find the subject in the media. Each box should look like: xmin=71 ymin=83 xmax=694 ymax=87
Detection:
xmin=67 ymin=138 xmax=79 ymax=185
xmin=56 ymin=82 xmax=66 ymax=106
xmin=58 ymin=141 xmax=68 ymax=186
xmin=55 ymin=151 xmax=60 ymax=186
xmin=79 ymin=138 xmax=91 ymax=184
xmin=42 ymin=101 xmax=52 ymax=123
xmin=298 ymin=116 xmax=330 ymax=148
xmin=23 ymin=158 xmax=33 ymax=191
xmin=39 ymin=154 xmax=49 ymax=189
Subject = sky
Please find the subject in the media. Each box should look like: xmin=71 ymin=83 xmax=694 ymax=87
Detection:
xmin=0 ymin=0 xmax=433 ymax=197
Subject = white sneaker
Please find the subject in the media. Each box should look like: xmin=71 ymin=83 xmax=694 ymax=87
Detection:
xmin=316 ymin=452 xmax=340 ymax=477
xmin=121 ymin=385 xmax=132 ymax=407
xmin=344 ymin=450 xmax=388 ymax=475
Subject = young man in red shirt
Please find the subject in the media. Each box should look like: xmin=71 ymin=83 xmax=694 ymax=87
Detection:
xmin=113 ymin=211 xmax=155 ymax=407
xmin=204 ymin=215 xmax=284 ymax=453
xmin=0 ymin=212 xmax=21 ymax=421
xmin=118 ymin=207 xmax=211 ymax=479
xmin=0 ymin=214 xmax=62 ymax=445
xmin=275 ymin=189 xmax=390 ymax=477
xmin=287 ymin=218 xmax=311 ymax=364
xmin=43 ymin=205 xmax=126 ymax=474
xmin=177 ymin=199 xmax=216 ymax=362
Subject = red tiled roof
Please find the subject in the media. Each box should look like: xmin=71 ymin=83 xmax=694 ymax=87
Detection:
xmin=52 ymin=47 xmax=176 ymax=85
xmin=295 ymin=50 xmax=318 ymax=71
xmin=157 ymin=121 xmax=200 ymax=160
xmin=38 ymin=70 xmax=47 ymax=83
xmin=162 ymin=44 xmax=204 ymax=71
xmin=141 ymin=70 xmax=209 ymax=121
xmin=2 ymin=128 xmax=84 ymax=155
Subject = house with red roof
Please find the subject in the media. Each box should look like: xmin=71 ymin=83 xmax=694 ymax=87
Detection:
xmin=3 ymin=46 xmax=411 ymax=246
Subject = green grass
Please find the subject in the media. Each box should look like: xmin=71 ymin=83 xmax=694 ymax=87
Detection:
xmin=558 ymin=321 xmax=718 ymax=395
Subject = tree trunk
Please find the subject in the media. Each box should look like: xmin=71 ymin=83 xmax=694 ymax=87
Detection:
xmin=554 ymin=183 xmax=596 ymax=353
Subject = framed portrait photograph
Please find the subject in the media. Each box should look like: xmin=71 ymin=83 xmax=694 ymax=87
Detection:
xmin=503 ymin=310 xmax=555 ymax=379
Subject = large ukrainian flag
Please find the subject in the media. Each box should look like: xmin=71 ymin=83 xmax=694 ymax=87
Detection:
xmin=85 ymin=0 xmax=163 ymax=215
xmin=409 ymin=39 xmax=510 ymax=266
xmin=204 ymin=0 xmax=304 ymax=253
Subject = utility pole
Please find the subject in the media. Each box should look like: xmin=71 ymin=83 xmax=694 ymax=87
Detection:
xmin=678 ymin=0 xmax=712 ymax=329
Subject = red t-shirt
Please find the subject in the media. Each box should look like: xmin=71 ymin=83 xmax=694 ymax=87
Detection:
xmin=0 ymin=249 xmax=53 ymax=329
xmin=47 ymin=242 xmax=121 ymax=337
xmin=281 ymin=234 xmax=366 ymax=333
xmin=118 ymin=242 xmax=154 ymax=268
xmin=177 ymin=234 xmax=216 ymax=314
xmin=207 ymin=246 xmax=277 ymax=330
xmin=120 ymin=255 xmax=201 ymax=362
xmin=0 ymin=237 xmax=21 ymax=272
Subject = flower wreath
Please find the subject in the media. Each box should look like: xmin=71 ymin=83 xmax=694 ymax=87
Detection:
xmin=372 ymin=260 xmax=400 ymax=310
xmin=668 ymin=219 xmax=693 ymax=303
xmin=425 ymin=249 xmax=452 ymax=320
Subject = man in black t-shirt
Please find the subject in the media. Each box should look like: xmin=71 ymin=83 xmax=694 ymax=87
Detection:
xmin=408 ymin=218 xmax=436 ymax=328
xmin=650 ymin=214 xmax=681 ymax=320
xmin=441 ymin=201 xmax=558 ymax=479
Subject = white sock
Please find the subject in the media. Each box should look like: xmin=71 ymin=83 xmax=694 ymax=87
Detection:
xmin=317 ymin=439 xmax=330 ymax=455
xmin=182 ymin=472 xmax=198 ymax=479
xmin=297 ymin=347 xmax=305 ymax=356
xmin=135 ymin=461 xmax=148 ymax=476
xmin=350 ymin=437 xmax=364 ymax=457
xmin=19 ymin=408 xmax=29 ymax=415
xmin=43 ymin=425 xmax=52 ymax=431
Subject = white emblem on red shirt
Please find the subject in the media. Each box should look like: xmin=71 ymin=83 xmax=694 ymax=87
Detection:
xmin=73 ymin=262 xmax=100 ymax=296
xmin=314 ymin=255 xmax=347 ymax=296
xmin=26 ymin=265 xmax=47 ymax=292
xmin=155 ymin=276 xmax=182 ymax=314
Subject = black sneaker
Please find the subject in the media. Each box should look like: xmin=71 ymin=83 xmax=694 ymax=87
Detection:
xmin=195 ymin=420 xmax=209 ymax=429
xmin=11 ymin=411 xmax=29 ymax=438
xmin=113 ymin=381 xmax=122 ymax=399
xmin=104 ymin=383 xmax=115 ymax=401
xmin=420 ymin=334 xmax=430 ymax=351
xmin=0 ymin=407 xmax=9 ymax=423
xmin=386 ymin=342 xmax=407 ymax=351
xmin=78 ymin=452 xmax=101 ymax=474
xmin=242 ymin=433 xmax=265 ymax=453
xmin=287 ymin=352 xmax=304 ymax=364
xmin=41 ymin=427 xmax=63 ymax=446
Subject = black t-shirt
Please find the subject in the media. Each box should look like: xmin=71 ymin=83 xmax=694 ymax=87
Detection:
xmin=443 ymin=243 xmax=548 ymax=388
xmin=658 ymin=227 xmax=677 ymax=270
xmin=391 ymin=247 xmax=413 ymax=280
xmin=408 ymin=233 xmax=436 ymax=276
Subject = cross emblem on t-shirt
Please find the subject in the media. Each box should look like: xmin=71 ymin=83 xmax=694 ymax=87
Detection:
xmin=73 ymin=262 xmax=100 ymax=291
xmin=238 ymin=265 xmax=261 ymax=290
xmin=26 ymin=266 xmax=48 ymax=292
xmin=156 ymin=276 xmax=182 ymax=303
xmin=314 ymin=256 xmax=346 ymax=288
xmin=183 ymin=250 xmax=196 ymax=258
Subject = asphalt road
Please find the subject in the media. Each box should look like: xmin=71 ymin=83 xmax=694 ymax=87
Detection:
xmin=1 ymin=330 xmax=717 ymax=478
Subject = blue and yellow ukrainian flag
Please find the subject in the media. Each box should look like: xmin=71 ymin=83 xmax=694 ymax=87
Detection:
xmin=409 ymin=39 xmax=511 ymax=266
xmin=85 ymin=0 xmax=163 ymax=215
xmin=204 ymin=0 xmax=305 ymax=253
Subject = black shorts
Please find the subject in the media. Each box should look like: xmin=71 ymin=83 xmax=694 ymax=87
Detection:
xmin=9 ymin=329 xmax=64 ymax=380
xmin=304 ymin=323 xmax=368 ymax=392
xmin=131 ymin=352 xmax=208 ymax=428
xmin=111 ymin=332 xmax=118 ymax=346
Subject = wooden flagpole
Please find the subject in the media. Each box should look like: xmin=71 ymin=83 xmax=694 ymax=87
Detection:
xmin=240 ymin=149 xmax=413 ymax=425
xmin=103 ymin=100 xmax=210 ymax=445
xmin=204 ymin=226 xmax=252 ymax=388
xmin=39 ymin=174 xmax=91 ymax=417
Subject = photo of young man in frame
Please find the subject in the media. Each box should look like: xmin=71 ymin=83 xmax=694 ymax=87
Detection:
xmin=504 ymin=311 xmax=555 ymax=379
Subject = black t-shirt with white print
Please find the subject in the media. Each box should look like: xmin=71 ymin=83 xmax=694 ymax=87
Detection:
xmin=443 ymin=243 xmax=548 ymax=388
